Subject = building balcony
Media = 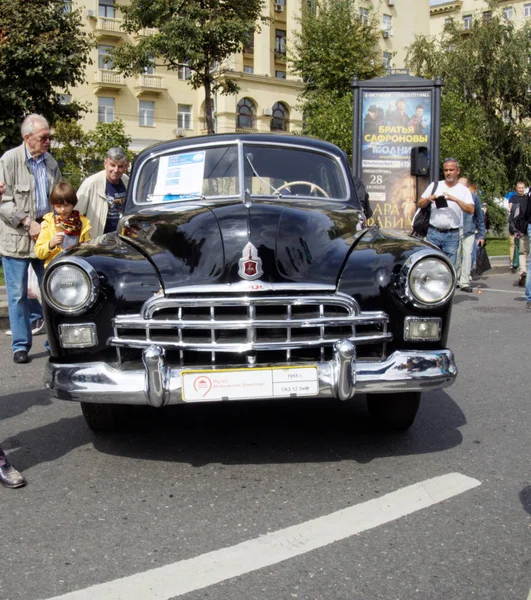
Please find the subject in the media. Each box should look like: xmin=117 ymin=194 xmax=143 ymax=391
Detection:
xmin=93 ymin=69 xmax=127 ymax=93
xmin=274 ymin=51 xmax=287 ymax=63
xmin=93 ymin=17 xmax=127 ymax=39
xmin=133 ymin=27 xmax=158 ymax=39
xmin=134 ymin=74 xmax=166 ymax=96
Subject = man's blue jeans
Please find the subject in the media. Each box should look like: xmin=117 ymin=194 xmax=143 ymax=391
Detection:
xmin=526 ymin=224 xmax=531 ymax=303
xmin=426 ymin=227 xmax=460 ymax=266
xmin=2 ymin=256 xmax=44 ymax=353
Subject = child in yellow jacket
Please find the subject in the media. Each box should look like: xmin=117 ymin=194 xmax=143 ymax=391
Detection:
xmin=35 ymin=182 xmax=91 ymax=267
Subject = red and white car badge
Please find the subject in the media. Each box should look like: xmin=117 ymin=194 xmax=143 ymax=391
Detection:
xmin=238 ymin=242 xmax=263 ymax=280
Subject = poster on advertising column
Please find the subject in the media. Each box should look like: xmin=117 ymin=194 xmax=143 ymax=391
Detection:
xmin=361 ymin=89 xmax=432 ymax=229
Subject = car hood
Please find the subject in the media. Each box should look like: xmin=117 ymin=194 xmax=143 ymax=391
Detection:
xmin=119 ymin=200 xmax=363 ymax=289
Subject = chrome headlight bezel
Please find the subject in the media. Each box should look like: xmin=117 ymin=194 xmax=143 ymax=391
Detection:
xmin=43 ymin=258 xmax=100 ymax=315
xmin=397 ymin=249 xmax=455 ymax=308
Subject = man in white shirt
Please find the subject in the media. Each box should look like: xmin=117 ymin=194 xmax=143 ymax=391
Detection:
xmin=418 ymin=157 xmax=474 ymax=265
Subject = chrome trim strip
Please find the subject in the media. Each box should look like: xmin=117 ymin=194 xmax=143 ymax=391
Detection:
xmin=45 ymin=347 xmax=458 ymax=404
xmin=109 ymin=334 xmax=391 ymax=353
xmin=139 ymin=292 xmax=363 ymax=319
xmin=163 ymin=282 xmax=337 ymax=295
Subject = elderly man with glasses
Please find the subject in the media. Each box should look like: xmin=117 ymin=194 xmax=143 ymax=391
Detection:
xmin=0 ymin=114 xmax=61 ymax=364
xmin=417 ymin=157 xmax=475 ymax=267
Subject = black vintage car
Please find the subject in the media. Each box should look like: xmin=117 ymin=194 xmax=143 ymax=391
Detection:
xmin=43 ymin=134 xmax=457 ymax=432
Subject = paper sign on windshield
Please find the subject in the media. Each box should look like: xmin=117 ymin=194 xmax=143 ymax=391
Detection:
xmin=153 ymin=151 xmax=206 ymax=200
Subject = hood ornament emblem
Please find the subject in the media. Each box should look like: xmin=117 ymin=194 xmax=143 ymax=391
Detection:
xmin=238 ymin=242 xmax=263 ymax=280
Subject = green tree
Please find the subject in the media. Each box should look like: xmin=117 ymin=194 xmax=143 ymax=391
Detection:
xmin=0 ymin=0 xmax=93 ymax=154
xmin=110 ymin=0 xmax=267 ymax=134
xmin=289 ymin=0 xmax=386 ymax=154
xmin=405 ymin=3 xmax=531 ymax=232
xmin=53 ymin=120 xmax=133 ymax=189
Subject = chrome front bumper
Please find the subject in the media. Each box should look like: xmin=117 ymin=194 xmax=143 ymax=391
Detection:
xmin=45 ymin=339 xmax=457 ymax=406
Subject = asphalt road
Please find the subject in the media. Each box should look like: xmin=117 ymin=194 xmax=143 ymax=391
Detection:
xmin=0 ymin=269 xmax=529 ymax=600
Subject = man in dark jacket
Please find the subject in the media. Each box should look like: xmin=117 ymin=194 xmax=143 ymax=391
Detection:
xmin=511 ymin=183 xmax=530 ymax=287
xmin=514 ymin=189 xmax=531 ymax=309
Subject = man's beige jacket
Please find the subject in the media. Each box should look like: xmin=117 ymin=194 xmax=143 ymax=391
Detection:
xmin=0 ymin=143 xmax=61 ymax=258
xmin=77 ymin=170 xmax=129 ymax=239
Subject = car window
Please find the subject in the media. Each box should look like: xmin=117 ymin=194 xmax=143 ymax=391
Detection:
xmin=243 ymin=144 xmax=347 ymax=200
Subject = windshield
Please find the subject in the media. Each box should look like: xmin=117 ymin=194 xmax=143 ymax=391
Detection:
xmin=133 ymin=142 xmax=348 ymax=205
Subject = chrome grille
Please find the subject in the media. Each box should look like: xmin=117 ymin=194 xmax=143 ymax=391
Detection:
xmin=111 ymin=293 xmax=391 ymax=366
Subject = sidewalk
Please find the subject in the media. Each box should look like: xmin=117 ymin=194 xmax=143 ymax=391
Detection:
xmin=0 ymin=255 xmax=513 ymax=330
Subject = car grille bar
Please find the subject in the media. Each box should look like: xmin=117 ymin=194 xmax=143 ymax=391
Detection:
xmin=111 ymin=293 xmax=391 ymax=366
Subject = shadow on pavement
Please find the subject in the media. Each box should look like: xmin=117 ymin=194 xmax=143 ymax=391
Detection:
xmin=77 ymin=389 xmax=467 ymax=467
xmin=0 ymin=388 xmax=53 ymax=420
xmin=519 ymin=485 xmax=531 ymax=515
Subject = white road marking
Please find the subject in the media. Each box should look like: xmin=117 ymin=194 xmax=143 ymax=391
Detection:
xmin=46 ymin=472 xmax=480 ymax=600
xmin=472 ymin=288 xmax=525 ymax=294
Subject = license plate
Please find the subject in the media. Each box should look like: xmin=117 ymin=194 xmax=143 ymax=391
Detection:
xmin=181 ymin=366 xmax=318 ymax=402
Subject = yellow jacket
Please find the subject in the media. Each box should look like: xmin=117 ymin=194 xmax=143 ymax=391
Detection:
xmin=35 ymin=212 xmax=91 ymax=267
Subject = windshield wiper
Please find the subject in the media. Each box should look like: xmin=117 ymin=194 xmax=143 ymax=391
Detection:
xmin=245 ymin=153 xmax=280 ymax=195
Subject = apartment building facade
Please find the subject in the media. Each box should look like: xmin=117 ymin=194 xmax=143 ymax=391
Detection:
xmin=68 ymin=0 xmax=429 ymax=152
xmin=430 ymin=0 xmax=531 ymax=36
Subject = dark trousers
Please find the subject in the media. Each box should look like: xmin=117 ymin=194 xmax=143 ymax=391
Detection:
xmin=0 ymin=444 xmax=7 ymax=467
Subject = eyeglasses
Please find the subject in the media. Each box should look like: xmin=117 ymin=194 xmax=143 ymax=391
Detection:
xmin=32 ymin=134 xmax=53 ymax=142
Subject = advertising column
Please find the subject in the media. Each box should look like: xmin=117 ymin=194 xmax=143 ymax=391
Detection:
xmin=352 ymin=74 xmax=442 ymax=231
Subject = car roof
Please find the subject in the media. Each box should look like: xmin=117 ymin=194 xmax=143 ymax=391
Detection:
xmin=135 ymin=133 xmax=346 ymax=161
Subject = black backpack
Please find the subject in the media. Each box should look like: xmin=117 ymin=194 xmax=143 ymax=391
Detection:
xmin=411 ymin=181 xmax=438 ymax=238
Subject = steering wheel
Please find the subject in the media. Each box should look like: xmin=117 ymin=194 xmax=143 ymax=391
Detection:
xmin=275 ymin=181 xmax=329 ymax=198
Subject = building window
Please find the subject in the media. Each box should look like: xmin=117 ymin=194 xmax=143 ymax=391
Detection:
xmin=525 ymin=3 xmax=531 ymax=18
xmin=359 ymin=8 xmax=369 ymax=25
xmin=463 ymin=15 xmax=472 ymax=29
xmin=275 ymin=29 xmax=286 ymax=56
xmin=64 ymin=0 xmax=72 ymax=13
xmin=271 ymin=102 xmax=289 ymax=132
xmin=178 ymin=104 xmax=192 ymax=129
xmin=243 ymin=35 xmax=254 ymax=55
xmin=383 ymin=52 xmax=392 ymax=69
xmin=98 ymin=45 xmax=113 ymax=70
xmin=142 ymin=55 xmax=155 ymax=75
xmin=244 ymin=65 xmax=254 ymax=74
xmin=59 ymin=94 xmax=72 ymax=105
xmin=382 ymin=14 xmax=392 ymax=34
xmin=178 ymin=62 xmax=191 ymax=80
xmin=236 ymin=98 xmax=255 ymax=129
xmin=98 ymin=97 xmax=114 ymax=123
xmin=503 ymin=7 xmax=514 ymax=20
xmin=139 ymin=101 xmax=155 ymax=127
xmin=99 ymin=0 xmax=115 ymax=19
xmin=275 ymin=70 xmax=286 ymax=79
xmin=483 ymin=11 xmax=492 ymax=22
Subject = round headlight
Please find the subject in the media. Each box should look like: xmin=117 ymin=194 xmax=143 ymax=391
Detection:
xmin=409 ymin=257 xmax=454 ymax=304
xmin=45 ymin=263 xmax=97 ymax=314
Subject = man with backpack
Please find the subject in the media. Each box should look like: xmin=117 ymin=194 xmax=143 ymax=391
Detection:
xmin=417 ymin=158 xmax=474 ymax=265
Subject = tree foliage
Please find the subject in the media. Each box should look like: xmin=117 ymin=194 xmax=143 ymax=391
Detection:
xmin=406 ymin=3 xmax=531 ymax=232
xmin=110 ymin=0 xmax=267 ymax=134
xmin=53 ymin=120 xmax=133 ymax=189
xmin=0 ymin=0 xmax=93 ymax=154
xmin=289 ymin=0 xmax=386 ymax=155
